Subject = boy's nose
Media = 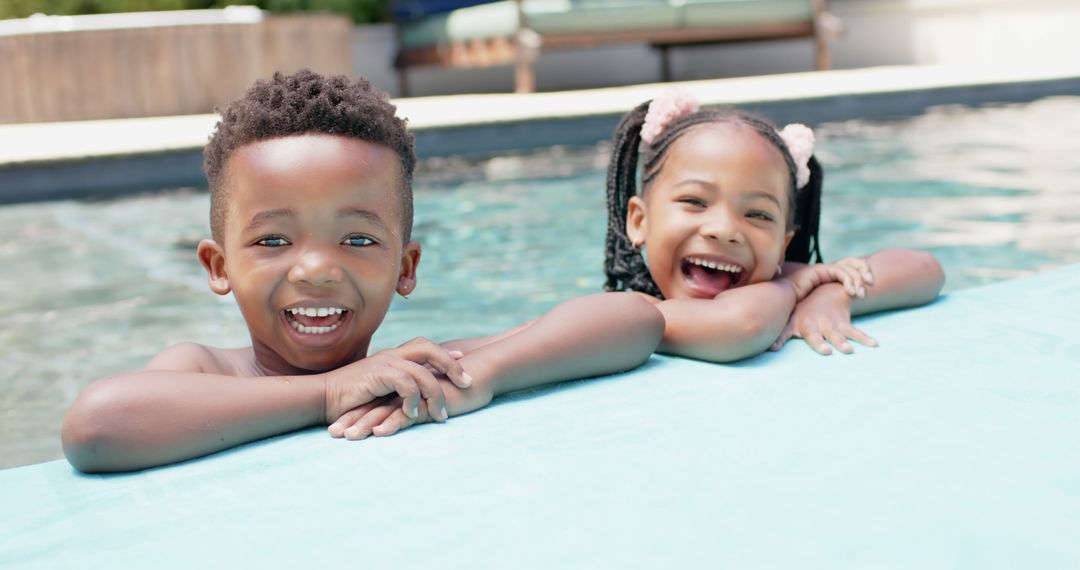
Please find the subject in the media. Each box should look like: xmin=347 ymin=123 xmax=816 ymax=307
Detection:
xmin=700 ymin=211 xmax=745 ymax=245
xmin=287 ymin=251 xmax=344 ymax=287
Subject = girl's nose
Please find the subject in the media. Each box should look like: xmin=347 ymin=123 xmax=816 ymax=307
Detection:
xmin=287 ymin=250 xmax=344 ymax=287
xmin=701 ymin=210 xmax=745 ymax=245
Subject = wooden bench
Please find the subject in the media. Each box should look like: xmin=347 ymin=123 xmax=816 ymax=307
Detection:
xmin=392 ymin=0 xmax=840 ymax=95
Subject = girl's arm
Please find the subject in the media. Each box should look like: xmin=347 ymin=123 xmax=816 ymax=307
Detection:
xmin=440 ymin=319 xmax=538 ymax=354
xmin=848 ymin=248 xmax=945 ymax=316
xmin=654 ymin=280 xmax=797 ymax=363
xmin=772 ymin=248 xmax=945 ymax=354
xmin=463 ymin=292 xmax=664 ymax=398
xmin=62 ymin=340 xmax=467 ymax=473
xmin=328 ymin=292 xmax=665 ymax=439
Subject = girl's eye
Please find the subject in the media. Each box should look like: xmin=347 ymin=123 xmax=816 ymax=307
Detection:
xmin=677 ymin=196 xmax=707 ymax=208
xmin=747 ymin=211 xmax=775 ymax=222
xmin=256 ymin=236 xmax=289 ymax=247
xmin=343 ymin=235 xmax=376 ymax=247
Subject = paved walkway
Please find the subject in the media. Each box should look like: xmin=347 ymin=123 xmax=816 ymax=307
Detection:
xmin=4 ymin=63 xmax=1080 ymax=166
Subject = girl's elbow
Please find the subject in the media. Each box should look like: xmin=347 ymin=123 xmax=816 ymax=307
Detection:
xmin=619 ymin=292 xmax=667 ymax=346
xmin=602 ymin=293 xmax=666 ymax=366
xmin=909 ymin=250 xmax=946 ymax=301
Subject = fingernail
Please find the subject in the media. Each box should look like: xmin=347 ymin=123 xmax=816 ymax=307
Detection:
xmin=864 ymin=272 xmax=875 ymax=283
xmin=440 ymin=405 xmax=448 ymax=421
xmin=462 ymin=372 xmax=473 ymax=387
xmin=449 ymin=350 xmax=464 ymax=358
xmin=858 ymin=286 xmax=866 ymax=297
xmin=408 ymin=404 xmax=419 ymax=418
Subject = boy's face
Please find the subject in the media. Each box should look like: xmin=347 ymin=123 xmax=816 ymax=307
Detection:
xmin=198 ymin=134 xmax=418 ymax=373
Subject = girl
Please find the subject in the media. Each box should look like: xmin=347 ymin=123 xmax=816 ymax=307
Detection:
xmin=603 ymin=88 xmax=945 ymax=361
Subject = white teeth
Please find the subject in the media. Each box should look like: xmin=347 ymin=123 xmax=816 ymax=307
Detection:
xmin=688 ymin=257 xmax=742 ymax=273
xmin=288 ymin=307 xmax=345 ymax=316
xmin=290 ymin=320 xmax=342 ymax=335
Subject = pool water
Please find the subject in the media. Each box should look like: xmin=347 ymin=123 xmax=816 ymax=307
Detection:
xmin=2 ymin=96 xmax=1078 ymax=469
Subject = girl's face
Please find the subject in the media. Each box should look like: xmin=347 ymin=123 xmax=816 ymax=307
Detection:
xmin=626 ymin=122 xmax=794 ymax=300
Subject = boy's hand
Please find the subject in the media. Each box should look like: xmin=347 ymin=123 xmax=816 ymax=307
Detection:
xmin=770 ymin=283 xmax=878 ymax=355
xmin=328 ymin=380 xmax=494 ymax=440
xmin=781 ymin=257 xmax=874 ymax=301
xmin=322 ymin=337 xmax=472 ymax=425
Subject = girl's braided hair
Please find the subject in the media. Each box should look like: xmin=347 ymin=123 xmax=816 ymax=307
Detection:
xmin=603 ymin=102 xmax=824 ymax=298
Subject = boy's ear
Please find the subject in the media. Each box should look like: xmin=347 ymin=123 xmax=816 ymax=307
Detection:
xmin=626 ymin=196 xmax=648 ymax=247
xmin=197 ymin=239 xmax=232 ymax=296
xmin=396 ymin=241 xmax=421 ymax=297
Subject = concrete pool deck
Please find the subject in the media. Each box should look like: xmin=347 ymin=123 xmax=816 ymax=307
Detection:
xmin=2 ymin=62 xmax=1080 ymax=202
xmin=2 ymin=263 xmax=1078 ymax=567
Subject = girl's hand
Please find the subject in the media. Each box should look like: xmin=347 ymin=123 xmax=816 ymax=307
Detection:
xmin=328 ymin=380 xmax=494 ymax=440
xmin=781 ymin=257 xmax=874 ymax=301
xmin=321 ymin=337 xmax=470 ymax=425
xmin=770 ymin=282 xmax=879 ymax=355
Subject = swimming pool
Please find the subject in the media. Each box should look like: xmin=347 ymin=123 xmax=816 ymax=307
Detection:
xmin=2 ymin=95 xmax=1078 ymax=469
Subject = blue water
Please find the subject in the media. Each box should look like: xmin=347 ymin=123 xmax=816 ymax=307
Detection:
xmin=2 ymin=96 xmax=1078 ymax=468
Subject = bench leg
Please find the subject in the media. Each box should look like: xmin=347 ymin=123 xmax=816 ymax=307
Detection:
xmin=658 ymin=45 xmax=672 ymax=82
xmin=515 ymin=58 xmax=535 ymax=94
xmin=398 ymin=68 xmax=411 ymax=98
xmin=815 ymin=33 xmax=831 ymax=70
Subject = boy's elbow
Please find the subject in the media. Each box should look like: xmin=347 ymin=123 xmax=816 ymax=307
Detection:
xmin=61 ymin=379 xmax=132 ymax=473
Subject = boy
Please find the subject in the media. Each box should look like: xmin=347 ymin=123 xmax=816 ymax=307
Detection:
xmin=62 ymin=71 xmax=664 ymax=473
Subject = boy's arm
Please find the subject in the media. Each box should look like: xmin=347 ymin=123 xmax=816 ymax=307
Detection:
xmin=654 ymin=280 xmax=797 ymax=363
xmin=62 ymin=340 xmax=466 ymax=473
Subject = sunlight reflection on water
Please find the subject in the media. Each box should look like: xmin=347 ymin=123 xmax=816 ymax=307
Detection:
xmin=2 ymin=96 xmax=1078 ymax=468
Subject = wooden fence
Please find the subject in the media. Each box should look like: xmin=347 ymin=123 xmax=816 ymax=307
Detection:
xmin=0 ymin=11 xmax=353 ymax=123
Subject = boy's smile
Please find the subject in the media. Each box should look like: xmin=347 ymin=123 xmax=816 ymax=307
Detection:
xmin=198 ymin=134 xmax=419 ymax=375
xmin=627 ymin=123 xmax=794 ymax=300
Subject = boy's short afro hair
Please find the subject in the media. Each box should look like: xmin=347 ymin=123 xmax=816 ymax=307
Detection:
xmin=203 ymin=69 xmax=416 ymax=243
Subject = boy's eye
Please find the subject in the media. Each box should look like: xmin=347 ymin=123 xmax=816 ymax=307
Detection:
xmin=343 ymin=235 xmax=376 ymax=247
xmin=747 ymin=211 xmax=775 ymax=222
xmin=256 ymin=236 xmax=290 ymax=247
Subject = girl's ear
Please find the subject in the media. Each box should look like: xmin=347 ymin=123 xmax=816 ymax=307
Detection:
xmin=783 ymin=230 xmax=795 ymax=257
xmin=197 ymin=239 xmax=231 ymax=296
xmin=626 ymin=196 xmax=648 ymax=247
xmin=397 ymin=241 xmax=421 ymax=297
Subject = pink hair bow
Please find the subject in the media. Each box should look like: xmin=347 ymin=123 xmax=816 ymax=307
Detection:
xmin=641 ymin=87 xmax=700 ymax=145
xmin=778 ymin=123 xmax=815 ymax=188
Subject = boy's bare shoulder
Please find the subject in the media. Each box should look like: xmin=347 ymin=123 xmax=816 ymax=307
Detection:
xmin=144 ymin=342 xmax=254 ymax=376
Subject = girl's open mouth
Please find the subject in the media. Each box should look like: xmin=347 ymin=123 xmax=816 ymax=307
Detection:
xmin=283 ymin=307 xmax=350 ymax=335
xmin=681 ymin=257 xmax=744 ymax=297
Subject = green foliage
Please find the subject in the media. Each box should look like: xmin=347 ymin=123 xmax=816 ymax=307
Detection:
xmin=0 ymin=0 xmax=390 ymax=23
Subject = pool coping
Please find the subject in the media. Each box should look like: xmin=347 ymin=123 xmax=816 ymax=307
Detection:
xmin=3 ymin=63 xmax=1080 ymax=202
